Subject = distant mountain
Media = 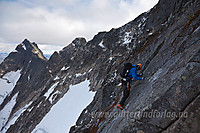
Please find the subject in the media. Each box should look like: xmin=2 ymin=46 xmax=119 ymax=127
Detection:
xmin=0 ymin=53 xmax=50 ymax=63
xmin=0 ymin=0 xmax=200 ymax=133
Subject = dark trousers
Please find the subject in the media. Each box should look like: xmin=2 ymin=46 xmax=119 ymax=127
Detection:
xmin=119 ymin=80 xmax=130 ymax=107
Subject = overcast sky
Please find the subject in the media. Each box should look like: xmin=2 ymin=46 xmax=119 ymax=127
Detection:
xmin=0 ymin=0 xmax=158 ymax=54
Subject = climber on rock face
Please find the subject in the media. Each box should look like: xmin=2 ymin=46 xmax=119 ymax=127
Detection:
xmin=117 ymin=63 xmax=144 ymax=110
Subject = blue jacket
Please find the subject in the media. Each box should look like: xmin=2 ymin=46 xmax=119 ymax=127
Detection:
xmin=127 ymin=65 xmax=143 ymax=80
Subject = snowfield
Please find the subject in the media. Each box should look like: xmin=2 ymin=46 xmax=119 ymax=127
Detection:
xmin=0 ymin=93 xmax=18 ymax=132
xmin=0 ymin=70 xmax=21 ymax=132
xmin=32 ymin=80 xmax=95 ymax=133
xmin=0 ymin=70 xmax=21 ymax=105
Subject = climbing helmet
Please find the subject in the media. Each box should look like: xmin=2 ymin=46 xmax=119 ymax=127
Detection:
xmin=137 ymin=64 xmax=142 ymax=70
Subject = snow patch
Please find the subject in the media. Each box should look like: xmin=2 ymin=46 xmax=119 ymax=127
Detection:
xmin=109 ymin=71 xmax=117 ymax=82
xmin=44 ymin=82 xmax=59 ymax=99
xmin=117 ymin=83 xmax=122 ymax=86
xmin=75 ymin=72 xmax=86 ymax=77
xmin=12 ymin=50 xmax=18 ymax=53
xmin=0 ymin=92 xmax=19 ymax=132
xmin=71 ymin=43 xmax=75 ymax=47
xmin=137 ymin=16 xmax=147 ymax=35
xmin=28 ymin=75 xmax=31 ymax=80
xmin=33 ymin=128 xmax=48 ymax=133
xmin=2 ymin=101 xmax=33 ymax=132
xmin=32 ymin=80 xmax=95 ymax=133
xmin=2 ymin=70 xmax=21 ymax=86
xmin=0 ymin=70 xmax=21 ymax=104
xmin=123 ymin=31 xmax=132 ymax=45
xmin=54 ymin=76 xmax=59 ymax=80
xmin=49 ymin=90 xmax=62 ymax=104
xmin=61 ymin=66 xmax=70 ymax=71
xmin=88 ymin=68 xmax=93 ymax=73
xmin=148 ymin=32 xmax=153 ymax=35
xmin=98 ymin=41 xmax=105 ymax=49
xmin=22 ymin=43 xmax=26 ymax=50
xmin=109 ymin=57 xmax=113 ymax=61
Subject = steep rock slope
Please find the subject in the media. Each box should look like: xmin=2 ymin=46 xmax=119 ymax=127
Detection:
xmin=69 ymin=0 xmax=200 ymax=132
xmin=0 ymin=0 xmax=199 ymax=132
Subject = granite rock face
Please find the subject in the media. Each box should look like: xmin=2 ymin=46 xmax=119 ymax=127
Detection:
xmin=0 ymin=0 xmax=200 ymax=132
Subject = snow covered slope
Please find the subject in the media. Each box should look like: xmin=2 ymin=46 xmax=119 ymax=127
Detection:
xmin=32 ymin=80 xmax=95 ymax=133
xmin=0 ymin=70 xmax=21 ymax=104
xmin=0 ymin=70 xmax=21 ymax=132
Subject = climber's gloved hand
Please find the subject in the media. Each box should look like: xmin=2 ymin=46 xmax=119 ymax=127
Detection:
xmin=138 ymin=73 xmax=143 ymax=77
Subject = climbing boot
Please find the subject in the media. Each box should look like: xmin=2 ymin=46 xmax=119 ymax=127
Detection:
xmin=117 ymin=104 xmax=124 ymax=110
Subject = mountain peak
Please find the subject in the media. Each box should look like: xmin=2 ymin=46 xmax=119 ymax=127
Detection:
xmin=15 ymin=39 xmax=46 ymax=61
xmin=72 ymin=37 xmax=87 ymax=47
xmin=0 ymin=39 xmax=47 ymax=77
xmin=22 ymin=38 xmax=31 ymax=46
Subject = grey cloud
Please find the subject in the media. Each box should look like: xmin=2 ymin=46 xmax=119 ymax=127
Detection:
xmin=0 ymin=0 xmax=158 ymax=54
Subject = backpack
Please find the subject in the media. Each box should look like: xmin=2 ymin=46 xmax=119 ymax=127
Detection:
xmin=120 ymin=62 xmax=132 ymax=78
